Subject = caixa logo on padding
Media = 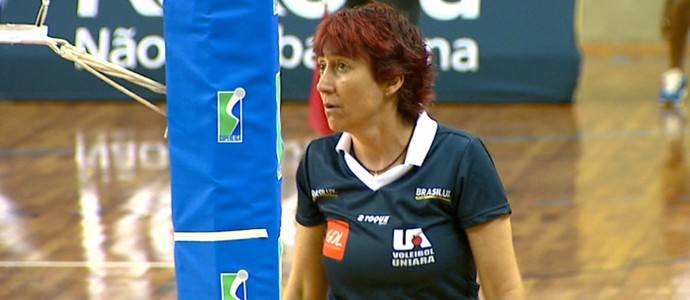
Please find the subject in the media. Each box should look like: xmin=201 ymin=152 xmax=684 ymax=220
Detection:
xmin=218 ymin=88 xmax=246 ymax=143
xmin=220 ymin=269 xmax=249 ymax=300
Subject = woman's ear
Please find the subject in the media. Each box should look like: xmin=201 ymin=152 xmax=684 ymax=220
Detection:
xmin=385 ymin=75 xmax=404 ymax=96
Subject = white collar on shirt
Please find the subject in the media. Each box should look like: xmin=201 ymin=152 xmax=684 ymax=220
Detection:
xmin=335 ymin=112 xmax=439 ymax=191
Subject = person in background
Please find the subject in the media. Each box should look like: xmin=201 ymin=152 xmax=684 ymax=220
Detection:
xmin=659 ymin=0 xmax=690 ymax=107
xmin=283 ymin=2 xmax=524 ymax=299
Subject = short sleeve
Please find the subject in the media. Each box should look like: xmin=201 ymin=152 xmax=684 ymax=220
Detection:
xmin=455 ymin=137 xmax=511 ymax=228
xmin=295 ymin=143 xmax=327 ymax=226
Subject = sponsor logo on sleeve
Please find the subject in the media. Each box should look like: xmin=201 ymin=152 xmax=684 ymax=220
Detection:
xmin=415 ymin=187 xmax=452 ymax=202
xmin=310 ymin=188 xmax=338 ymax=201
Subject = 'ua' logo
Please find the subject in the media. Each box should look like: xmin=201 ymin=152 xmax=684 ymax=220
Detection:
xmin=218 ymin=88 xmax=246 ymax=143
xmin=392 ymin=228 xmax=432 ymax=251
xmin=221 ymin=270 xmax=249 ymax=300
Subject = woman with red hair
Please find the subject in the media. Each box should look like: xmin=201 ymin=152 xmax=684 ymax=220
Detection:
xmin=284 ymin=2 xmax=523 ymax=299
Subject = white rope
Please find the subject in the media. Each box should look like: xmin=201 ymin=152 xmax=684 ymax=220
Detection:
xmin=35 ymin=0 xmax=50 ymax=27
xmin=1 ymin=0 xmax=168 ymax=118
xmin=44 ymin=37 xmax=167 ymax=117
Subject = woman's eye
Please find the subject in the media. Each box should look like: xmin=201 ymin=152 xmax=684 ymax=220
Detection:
xmin=337 ymin=62 xmax=349 ymax=71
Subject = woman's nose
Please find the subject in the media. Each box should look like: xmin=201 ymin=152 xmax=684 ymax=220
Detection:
xmin=316 ymin=70 xmax=333 ymax=94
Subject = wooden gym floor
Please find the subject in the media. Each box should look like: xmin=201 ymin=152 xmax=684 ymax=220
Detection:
xmin=0 ymin=49 xmax=689 ymax=299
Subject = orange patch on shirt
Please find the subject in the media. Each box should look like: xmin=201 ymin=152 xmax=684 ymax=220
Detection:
xmin=323 ymin=219 xmax=350 ymax=261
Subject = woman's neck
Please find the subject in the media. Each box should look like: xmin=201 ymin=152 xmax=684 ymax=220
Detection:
xmin=349 ymin=119 xmax=415 ymax=174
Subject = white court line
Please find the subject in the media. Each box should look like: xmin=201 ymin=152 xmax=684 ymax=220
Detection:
xmin=0 ymin=261 xmax=174 ymax=268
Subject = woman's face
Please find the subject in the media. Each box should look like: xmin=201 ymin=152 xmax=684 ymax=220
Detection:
xmin=316 ymin=48 xmax=389 ymax=133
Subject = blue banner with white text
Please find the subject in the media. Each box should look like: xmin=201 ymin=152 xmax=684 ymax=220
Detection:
xmin=0 ymin=0 xmax=579 ymax=103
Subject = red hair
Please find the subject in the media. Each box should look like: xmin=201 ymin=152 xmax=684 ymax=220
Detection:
xmin=313 ymin=1 xmax=435 ymax=122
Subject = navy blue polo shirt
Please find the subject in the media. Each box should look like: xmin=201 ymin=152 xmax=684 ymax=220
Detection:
xmin=295 ymin=112 xmax=511 ymax=299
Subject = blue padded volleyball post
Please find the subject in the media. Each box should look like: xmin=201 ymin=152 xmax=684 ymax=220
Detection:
xmin=164 ymin=1 xmax=282 ymax=299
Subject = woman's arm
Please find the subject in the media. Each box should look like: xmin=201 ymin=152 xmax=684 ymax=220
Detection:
xmin=466 ymin=214 xmax=524 ymax=300
xmin=283 ymin=223 xmax=328 ymax=300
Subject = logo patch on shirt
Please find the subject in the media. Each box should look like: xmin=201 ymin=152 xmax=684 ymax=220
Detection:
xmin=323 ymin=219 xmax=349 ymax=261
xmin=311 ymin=188 xmax=338 ymax=202
xmin=415 ymin=187 xmax=451 ymax=202
xmin=357 ymin=214 xmax=390 ymax=225
xmin=391 ymin=228 xmax=436 ymax=267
